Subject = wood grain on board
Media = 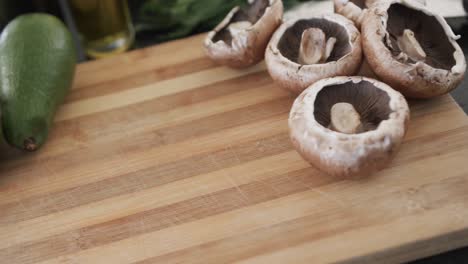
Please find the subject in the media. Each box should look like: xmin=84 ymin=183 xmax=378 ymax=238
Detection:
xmin=0 ymin=34 xmax=468 ymax=264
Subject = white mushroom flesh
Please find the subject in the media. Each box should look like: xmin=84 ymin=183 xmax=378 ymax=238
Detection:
xmin=298 ymin=28 xmax=337 ymax=65
xmin=228 ymin=21 xmax=253 ymax=36
xmin=397 ymin=29 xmax=426 ymax=62
xmin=299 ymin=28 xmax=325 ymax=65
xmin=340 ymin=1 xmax=365 ymax=25
xmin=329 ymin=102 xmax=362 ymax=134
xmin=324 ymin=37 xmax=337 ymax=61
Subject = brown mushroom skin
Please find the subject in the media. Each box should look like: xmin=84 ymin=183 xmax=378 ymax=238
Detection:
xmin=334 ymin=0 xmax=425 ymax=28
xmin=357 ymin=58 xmax=378 ymax=79
xmin=265 ymin=14 xmax=362 ymax=94
xmin=204 ymin=0 xmax=283 ymax=68
xmin=289 ymin=76 xmax=410 ymax=178
xmin=362 ymin=0 xmax=466 ymax=98
xmin=333 ymin=0 xmax=381 ymax=27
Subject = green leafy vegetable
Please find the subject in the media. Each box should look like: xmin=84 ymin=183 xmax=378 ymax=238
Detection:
xmin=130 ymin=0 xmax=315 ymax=44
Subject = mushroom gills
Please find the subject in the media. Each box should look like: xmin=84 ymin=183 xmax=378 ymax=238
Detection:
xmin=384 ymin=3 xmax=457 ymax=70
xmin=277 ymin=19 xmax=352 ymax=64
xmin=349 ymin=0 xmax=366 ymax=9
xmin=313 ymin=80 xmax=392 ymax=133
xmin=298 ymin=28 xmax=337 ymax=65
xmin=212 ymin=0 xmax=270 ymax=45
xmin=329 ymin=102 xmax=362 ymax=134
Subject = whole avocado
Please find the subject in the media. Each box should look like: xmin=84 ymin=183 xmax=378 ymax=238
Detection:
xmin=0 ymin=14 xmax=76 ymax=151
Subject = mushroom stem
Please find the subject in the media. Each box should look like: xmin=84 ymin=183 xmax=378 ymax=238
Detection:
xmin=324 ymin=37 xmax=337 ymax=61
xmin=228 ymin=21 xmax=253 ymax=36
xmin=329 ymin=102 xmax=362 ymax=134
xmin=397 ymin=29 xmax=426 ymax=62
xmin=298 ymin=28 xmax=336 ymax=65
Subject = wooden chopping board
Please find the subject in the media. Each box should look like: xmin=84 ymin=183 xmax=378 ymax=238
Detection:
xmin=0 ymin=34 xmax=468 ymax=264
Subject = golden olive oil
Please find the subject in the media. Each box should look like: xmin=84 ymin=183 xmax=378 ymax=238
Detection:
xmin=70 ymin=0 xmax=134 ymax=58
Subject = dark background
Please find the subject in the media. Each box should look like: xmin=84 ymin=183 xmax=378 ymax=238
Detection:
xmin=448 ymin=17 xmax=468 ymax=114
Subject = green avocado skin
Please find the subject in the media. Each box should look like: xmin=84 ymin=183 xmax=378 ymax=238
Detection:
xmin=0 ymin=14 xmax=76 ymax=151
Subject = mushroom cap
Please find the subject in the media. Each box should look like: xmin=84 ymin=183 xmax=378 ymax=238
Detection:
xmin=204 ymin=0 xmax=283 ymax=68
xmin=357 ymin=57 xmax=378 ymax=79
xmin=289 ymin=76 xmax=410 ymax=178
xmin=333 ymin=0 xmax=371 ymax=27
xmin=362 ymin=0 xmax=466 ymax=98
xmin=334 ymin=0 xmax=427 ymax=28
xmin=265 ymin=14 xmax=362 ymax=94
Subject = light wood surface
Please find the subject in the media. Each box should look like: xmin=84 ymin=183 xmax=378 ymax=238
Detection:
xmin=1 ymin=34 xmax=468 ymax=264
